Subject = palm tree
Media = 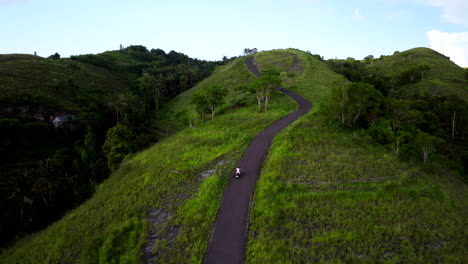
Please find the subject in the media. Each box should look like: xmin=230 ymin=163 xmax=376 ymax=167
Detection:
xmin=106 ymin=93 xmax=128 ymax=123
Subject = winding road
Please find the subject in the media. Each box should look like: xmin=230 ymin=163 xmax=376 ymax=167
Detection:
xmin=203 ymin=57 xmax=312 ymax=264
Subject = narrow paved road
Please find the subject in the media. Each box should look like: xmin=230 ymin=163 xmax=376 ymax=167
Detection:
xmin=203 ymin=57 xmax=312 ymax=264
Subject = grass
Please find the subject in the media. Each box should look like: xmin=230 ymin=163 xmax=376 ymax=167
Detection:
xmin=253 ymin=49 xmax=305 ymax=74
xmin=0 ymin=55 xmax=296 ymax=263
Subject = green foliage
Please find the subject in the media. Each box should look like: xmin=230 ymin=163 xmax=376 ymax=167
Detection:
xmin=347 ymin=82 xmax=383 ymax=125
xmin=369 ymin=118 xmax=394 ymax=144
xmin=191 ymin=85 xmax=228 ymax=119
xmin=250 ymin=68 xmax=282 ymax=110
xmin=413 ymin=132 xmax=444 ymax=163
xmin=133 ymin=73 xmax=161 ymax=123
xmin=102 ymin=123 xmax=137 ymax=172
xmin=327 ymin=80 xmax=383 ymax=127
xmin=48 ymin=52 xmax=60 ymax=60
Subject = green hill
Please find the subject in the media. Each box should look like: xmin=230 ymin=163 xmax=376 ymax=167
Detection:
xmin=0 ymin=47 xmax=218 ymax=249
xmin=0 ymin=53 xmax=129 ymax=113
xmin=369 ymin=47 xmax=468 ymax=100
xmin=1 ymin=48 xmax=466 ymax=263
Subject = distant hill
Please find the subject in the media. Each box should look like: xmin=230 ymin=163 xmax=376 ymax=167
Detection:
xmin=369 ymin=47 xmax=468 ymax=100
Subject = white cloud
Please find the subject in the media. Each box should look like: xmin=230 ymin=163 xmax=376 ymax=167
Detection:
xmin=416 ymin=0 xmax=468 ymax=27
xmin=427 ymin=30 xmax=468 ymax=67
xmin=351 ymin=8 xmax=364 ymax=21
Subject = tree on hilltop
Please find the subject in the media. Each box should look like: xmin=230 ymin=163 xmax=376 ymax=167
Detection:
xmin=243 ymin=48 xmax=258 ymax=56
xmin=250 ymin=69 xmax=282 ymax=110
xmin=48 ymin=52 xmax=60 ymax=60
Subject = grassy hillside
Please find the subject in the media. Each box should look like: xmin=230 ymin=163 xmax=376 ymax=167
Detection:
xmin=0 ymin=47 xmax=219 ymax=249
xmin=369 ymin=47 xmax=468 ymax=100
xmin=246 ymin=110 xmax=467 ymax=263
xmin=0 ymin=55 xmax=296 ymax=263
xmin=245 ymin=49 xmax=468 ymax=263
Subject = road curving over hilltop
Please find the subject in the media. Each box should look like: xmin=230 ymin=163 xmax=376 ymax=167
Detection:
xmin=203 ymin=57 xmax=312 ymax=264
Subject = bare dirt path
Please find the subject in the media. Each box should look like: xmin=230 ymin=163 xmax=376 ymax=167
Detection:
xmin=203 ymin=57 xmax=312 ymax=264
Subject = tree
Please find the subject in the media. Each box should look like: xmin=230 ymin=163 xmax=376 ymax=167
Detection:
xmin=48 ymin=52 xmax=60 ymax=60
xmin=413 ymin=132 xmax=444 ymax=163
xmin=433 ymin=95 xmax=468 ymax=143
xmin=386 ymin=99 xmax=412 ymax=131
xmin=363 ymin=55 xmax=375 ymax=65
xmin=106 ymin=93 xmax=130 ymax=123
xmin=369 ymin=118 xmax=394 ymax=144
xmin=393 ymin=129 xmax=412 ymax=157
xmin=281 ymin=72 xmax=297 ymax=89
xmin=134 ymin=73 xmax=161 ymax=123
xmin=250 ymin=69 xmax=282 ymax=110
xmin=418 ymin=64 xmax=431 ymax=79
xmin=191 ymin=85 xmax=228 ymax=119
xmin=401 ymin=66 xmax=420 ymax=82
xmin=243 ymin=48 xmax=258 ymax=56
xmin=347 ymin=82 xmax=383 ymax=125
xmin=328 ymin=76 xmax=350 ymax=125
xmin=102 ymin=123 xmax=136 ymax=172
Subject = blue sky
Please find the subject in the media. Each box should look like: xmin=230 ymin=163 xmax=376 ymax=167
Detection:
xmin=1 ymin=0 xmax=467 ymax=66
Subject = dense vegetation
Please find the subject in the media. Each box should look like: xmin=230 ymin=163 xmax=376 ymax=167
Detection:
xmin=0 ymin=46 xmax=220 ymax=248
xmin=1 ymin=47 xmax=466 ymax=263
xmin=326 ymin=48 xmax=468 ymax=176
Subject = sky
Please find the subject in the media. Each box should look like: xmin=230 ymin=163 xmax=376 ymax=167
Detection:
xmin=1 ymin=0 xmax=467 ymax=67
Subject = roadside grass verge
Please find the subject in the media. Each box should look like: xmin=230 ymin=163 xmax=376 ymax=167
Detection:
xmin=0 ymin=87 xmax=296 ymax=263
xmin=246 ymin=109 xmax=467 ymax=263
